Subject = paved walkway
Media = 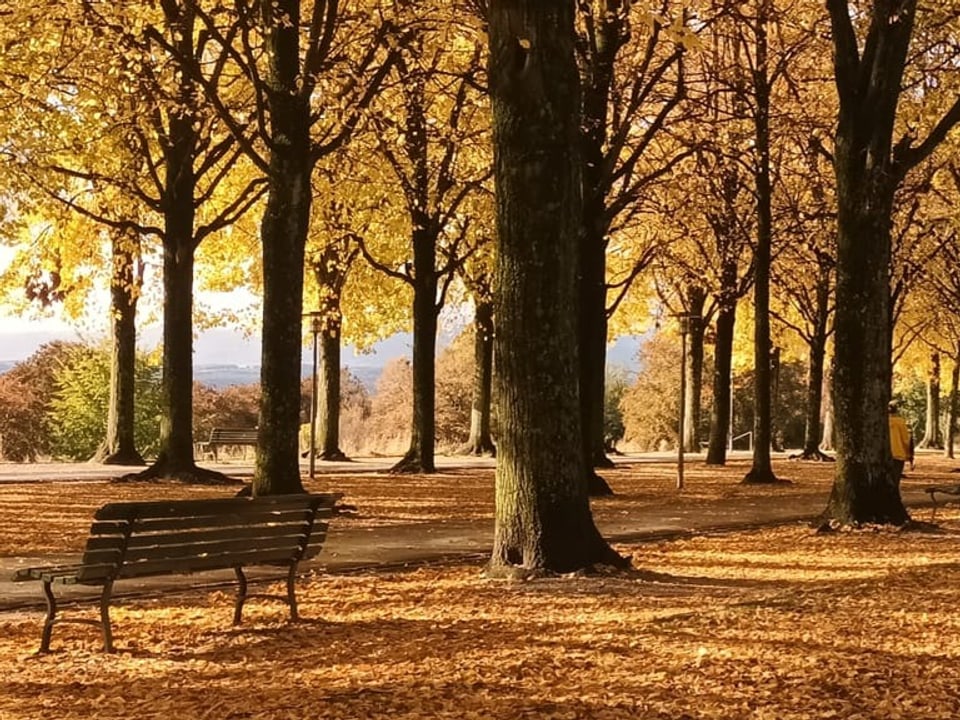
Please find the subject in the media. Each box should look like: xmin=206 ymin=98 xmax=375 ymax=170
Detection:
xmin=0 ymin=456 xmax=938 ymax=612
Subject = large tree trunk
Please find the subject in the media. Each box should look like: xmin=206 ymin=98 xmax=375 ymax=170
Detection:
xmin=392 ymin=234 xmax=439 ymax=473
xmin=253 ymin=0 xmax=312 ymax=496
xmin=820 ymin=0 xmax=924 ymax=526
xmin=683 ymin=288 xmax=707 ymax=453
xmin=313 ymin=245 xmax=350 ymax=462
xmin=94 ymin=228 xmax=145 ymax=466
xmin=578 ymin=2 xmax=621 ymax=486
xmin=919 ymin=352 xmax=941 ymax=448
xmin=743 ymin=0 xmax=778 ymax=485
xmin=705 ymin=302 xmax=736 ymax=465
xmin=463 ymin=298 xmax=496 ymax=456
xmin=797 ymin=262 xmax=831 ymax=460
xmin=488 ymin=0 xmax=623 ymax=575
xmin=801 ymin=334 xmax=828 ymax=458
xmin=127 ymin=4 xmax=226 ymax=484
xmin=946 ymin=353 xmax=959 ymax=460
xmin=317 ymin=326 xmax=347 ymax=460
xmin=391 ymin=55 xmax=438 ymax=475
xmin=821 ymin=360 xmax=835 ymax=452
xmin=824 ymin=193 xmax=905 ymax=524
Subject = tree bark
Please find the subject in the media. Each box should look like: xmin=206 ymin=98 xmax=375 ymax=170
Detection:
xmin=392 ymin=227 xmax=439 ymax=473
xmin=488 ymin=0 xmax=623 ymax=574
xmin=127 ymin=2 xmax=228 ymax=484
xmin=578 ymin=2 xmax=622 ymax=483
xmin=390 ymin=49 xmax=439 ymax=475
xmin=820 ymin=0 xmax=930 ymax=526
xmin=318 ymin=327 xmax=348 ymax=460
xmin=683 ymin=288 xmax=707 ymax=453
xmin=821 ymin=360 xmax=835 ymax=452
xmin=796 ymin=261 xmax=832 ymax=460
xmin=705 ymin=301 xmax=736 ymax=465
xmin=311 ymin=243 xmax=352 ymax=462
xmin=919 ymin=352 xmax=941 ymax=448
xmin=743 ymin=0 xmax=778 ymax=485
xmin=94 ymin=228 xmax=145 ymax=466
xmin=252 ymin=0 xmax=312 ymax=495
xmin=946 ymin=353 xmax=959 ymax=459
xmin=463 ymin=298 xmax=496 ymax=456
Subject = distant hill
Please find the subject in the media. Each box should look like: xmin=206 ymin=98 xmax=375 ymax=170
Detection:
xmin=0 ymin=359 xmax=383 ymax=391
xmin=194 ymin=363 xmax=384 ymax=391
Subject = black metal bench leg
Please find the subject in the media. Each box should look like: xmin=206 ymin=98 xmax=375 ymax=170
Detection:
xmin=233 ymin=566 xmax=247 ymax=625
xmin=100 ymin=582 xmax=115 ymax=653
xmin=287 ymin=564 xmax=299 ymax=622
xmin=40 ymin=580 xmax=57 ymax=653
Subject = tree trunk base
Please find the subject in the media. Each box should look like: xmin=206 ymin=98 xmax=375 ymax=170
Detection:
xmin=486 ymin=541 xmax=629 ymax=579
xmin=741 ymin=467 xmax=787 ymax=485
xmin=788 ymin=448 xmax=835 ymax=462
xmin=458 ymin=440 xmax=497 ymax=457
xmin=390 ymin=449 xmax=436 ymax=474
xmin=817 ymin=463 xmax=909 ymax=527
xmin=90 ymin=445 xmax=146 ymax=466
xmin=704 ymin=446 xmax=727 ymax=466
xmin=116 ymin=460 xmax=239 ymax=485
xmin=319 ymin=449 xmax=351 ymax=462
xmin=587 ymin=471 xmax=614 ymax=497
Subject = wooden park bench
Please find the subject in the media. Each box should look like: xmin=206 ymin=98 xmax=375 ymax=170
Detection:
xmin=13 ymin=493 xmax=340 ymax=653
xmin=202 ymin=427 xmax=259 ymax=461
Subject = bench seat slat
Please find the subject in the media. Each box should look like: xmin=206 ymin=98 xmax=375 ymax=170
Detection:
xmin=94 ymin=494 xmax=338 ymax=521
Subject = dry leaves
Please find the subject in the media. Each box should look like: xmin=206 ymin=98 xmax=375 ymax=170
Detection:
xmin=1 ymin=456 xmax=959 ymax=718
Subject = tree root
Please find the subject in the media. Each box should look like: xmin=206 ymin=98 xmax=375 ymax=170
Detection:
xmin=320 ymin=449 xmax=351 ymax=462
xmin=115 ymin=461 xmax=240 ymax=485
xmin=458 ymin=441 xmax=497 ymax=457
xmin=741 ymin=467 xmax=791 ymax=485
xmin=787 ymin=449 xmax=835 ymax=461
xmin=94 ymin=450 xmax=147 ymax=466
xmin=390 ymin=450 xmax=436 ymax=474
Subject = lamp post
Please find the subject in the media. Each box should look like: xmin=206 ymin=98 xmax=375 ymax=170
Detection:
xmin=676 ymin=313 xmax=700 ymax=490
xmin=303 ymin=311 xmax=323 ymax=480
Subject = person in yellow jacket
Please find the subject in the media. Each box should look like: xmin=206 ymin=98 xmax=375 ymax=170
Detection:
xmin=888 ymin=402 xmax=913 ymax=478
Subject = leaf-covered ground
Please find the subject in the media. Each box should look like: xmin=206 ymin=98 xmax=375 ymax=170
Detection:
xmin=1 ymin=455 xmax=959 ymax=718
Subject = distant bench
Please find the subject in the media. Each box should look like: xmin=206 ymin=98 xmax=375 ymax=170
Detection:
xmin=13 ymin=493 xmax=340 ymax=652
xmin=925 ymin=485 xmax=960 ymax=519
xmin=202 ymin=427 xmax=259 ymax=461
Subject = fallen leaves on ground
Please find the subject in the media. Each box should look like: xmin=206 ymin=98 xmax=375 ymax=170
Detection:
xmin=2 ymin=454 xmax=960 ymax=718
xmin=2 ymin=514 xmax=960 ymax=719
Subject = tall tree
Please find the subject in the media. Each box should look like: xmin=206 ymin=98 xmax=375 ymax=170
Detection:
xmin=576 ymin=0 xmax=688 ymax=492
xmin=192 ymin=1 xmax=401 ymax=494
xmin=822 ymin=0 xmax=960 ymax=525
xmin=488 ymin=0 xmax=623 ymax=573
xmin=94 ymin=226 xmax=146 ymax=465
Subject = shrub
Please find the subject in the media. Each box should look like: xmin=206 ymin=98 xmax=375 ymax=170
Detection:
xmin=47 ymin=345 xmax=163 ymax=460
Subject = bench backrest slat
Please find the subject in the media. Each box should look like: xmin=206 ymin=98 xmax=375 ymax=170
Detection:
xmin=76 ymin=494 xmax=338 ymax=584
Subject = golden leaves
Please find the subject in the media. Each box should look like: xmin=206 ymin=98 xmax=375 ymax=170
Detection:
xmin=3 ymin=459 xmax=960 ymax=717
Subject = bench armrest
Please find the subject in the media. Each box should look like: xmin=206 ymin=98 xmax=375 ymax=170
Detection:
xmin=13 ymin=565 xmax=85 ymax=582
